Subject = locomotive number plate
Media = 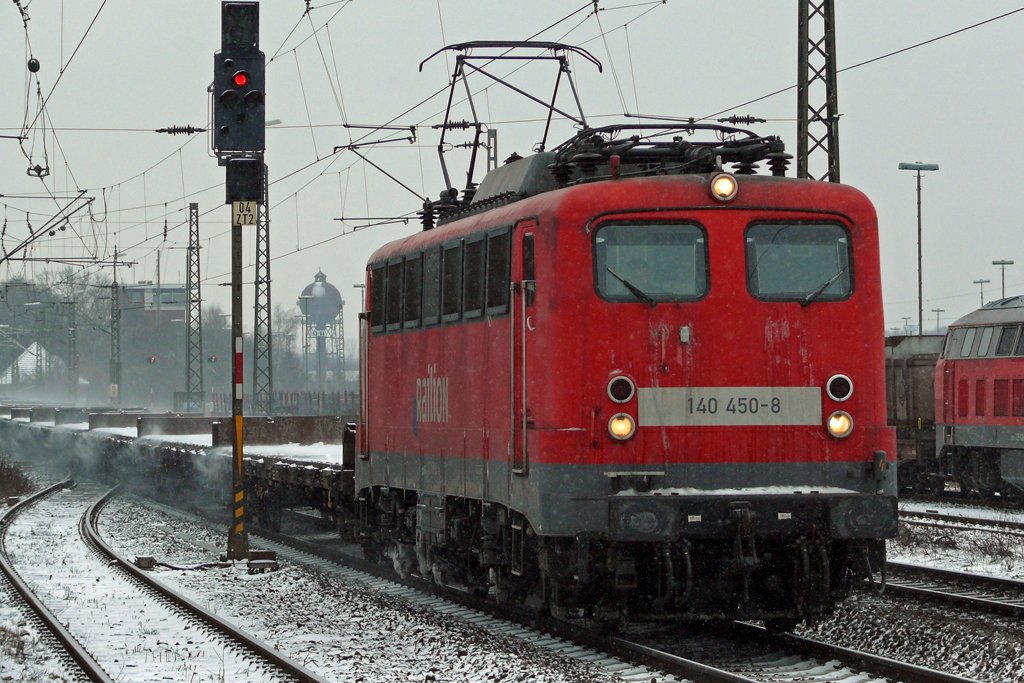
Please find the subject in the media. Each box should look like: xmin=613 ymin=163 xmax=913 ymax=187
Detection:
xmin=637 ymin=387 xmax=822 ymax=427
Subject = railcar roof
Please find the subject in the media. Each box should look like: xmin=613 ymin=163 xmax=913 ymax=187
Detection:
xmin=950 ymin=296 xmax=1024 ymax=327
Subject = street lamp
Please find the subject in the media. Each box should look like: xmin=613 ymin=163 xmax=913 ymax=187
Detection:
xmin=973 ymin=278 xmax=991 ymax=307
xmin=992 ymin=259 xmax=1015 ymax=299
xmin=899 ymin=161 xmax=939 ymax=336
xmin=901 ymin=316 xmax=912 ymax=335
xmin=931 ymin=308 xmax=945 ymax=334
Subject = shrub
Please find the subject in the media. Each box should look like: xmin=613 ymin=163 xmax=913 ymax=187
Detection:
xmin=0 ymin=456 xmax=32 ymax=499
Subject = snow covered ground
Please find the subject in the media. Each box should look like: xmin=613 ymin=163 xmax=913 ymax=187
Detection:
xmin=1 ymin=490 xmax=619 ymax=683
xmin=794 ymin=499 xmax=1024 ymax=682
xmin=7 ymin=458 xmax=1024 ymax=682
xmin=894 ymin=500 xmax=1024 ymax=580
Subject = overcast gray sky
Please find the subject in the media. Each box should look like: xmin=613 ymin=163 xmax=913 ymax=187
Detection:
xmin=2 ymin=1 xmax=1023 ymax=342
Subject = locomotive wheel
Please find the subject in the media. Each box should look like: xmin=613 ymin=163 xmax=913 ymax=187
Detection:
xmin=360 ymin=538 xmax=386 ymax=564
xmin=494 ymin=567 xmax=535 ymax=606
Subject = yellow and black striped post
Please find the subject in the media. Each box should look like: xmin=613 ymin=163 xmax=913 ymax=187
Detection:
xmin=227 ymin=403 xmax=249 ymax=559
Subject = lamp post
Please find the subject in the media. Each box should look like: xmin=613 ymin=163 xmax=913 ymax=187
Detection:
xmin=973 ymin=278 xmax=991 ymax=307
xmin=899 ymin=161 xmax=939 ymax=336
xmin=992 ymin=259 xmax=1015 ymax=299
xmin=931 ymin=308 xmax=945 ymax=334
xmin=901 ymin=316 xmax=912 ymax=335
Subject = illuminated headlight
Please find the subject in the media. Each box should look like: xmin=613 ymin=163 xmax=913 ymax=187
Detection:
xmin=608 ymin=413 xmax=637 ymax=441
xmin=710 ymin=172 xmax=738 ymax=201
xmin=826 ymin=411 xmax=854 ymax=439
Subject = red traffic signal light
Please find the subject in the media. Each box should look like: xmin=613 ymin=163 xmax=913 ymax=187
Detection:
xmin=213 ymin=52 xmax=265 ymax=154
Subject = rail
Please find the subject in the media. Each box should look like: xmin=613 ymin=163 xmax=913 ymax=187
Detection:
xmin=0 ymin=477 xmax=114 ymax=683
xmin=79 ymin=487 xmax=329 ymax=683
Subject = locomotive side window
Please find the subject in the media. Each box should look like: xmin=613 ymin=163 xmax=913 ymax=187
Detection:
xmin=486 ymin=229 xmax=511 ymax=314
xmin=523 ymin=232 xmax=536 ymax=306
xmin=422 ymin=247 xmax=441 ymax=326
xmin=1014 ymin=329 xmax=1024 ymax=356
xmin=523 ymin=233 xmax=535 ymax=281
xmin=959 ymin=328 xmax=977 ymax=357
xmin=745 ymin=223 xmax=852 ymax=302
xmin=942 ymin=329 xmax=962 ymax=358
xmin=386 ymin=260 xmax=403 ymax=329
xmin=978 ymin=327 xmax=994 ymax=356
xmin=370 ymin=265 xmax=385 ymax=331
xmin=995 ymin=325 xmax=1019 ymax=355
xmin=593 ymin=222 xmax=707 ymax=302
xmin=370 ymin=230 xmax=515 ymax=335
xmin=463 ymin=237 xmax=486 ymax=319
xmin=403 ymin=255 xmax=422 ymax=328
xmin=442 ymin=242 xmax=463 ymax=322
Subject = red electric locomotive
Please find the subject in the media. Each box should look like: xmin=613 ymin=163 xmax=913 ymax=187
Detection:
xmin=356 ymin=127 xmax=896 ymax=629
xmin=355 ymin=42 xmax=895 ymax=630
xmin=935 ymin=297 xmax=1024 ymax=496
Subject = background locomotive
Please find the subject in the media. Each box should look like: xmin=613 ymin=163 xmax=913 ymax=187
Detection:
xmin=933 ymin=297 xmax=1024 ymax=496
xmin=356 ymin=109 xmax=897 ymax=629
xmin=885 ymin=298 xmax=1024 ymax=498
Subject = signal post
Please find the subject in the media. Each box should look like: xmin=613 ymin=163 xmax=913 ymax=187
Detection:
xmin=213 ymin=1 xmax=266 ymax=561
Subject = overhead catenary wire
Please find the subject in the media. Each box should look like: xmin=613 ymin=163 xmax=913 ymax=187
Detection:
xmin=592 ymin=2 xmax=629 ymax=114
xmin=13 ymin=2 xmax=1023 ymax=308
xmin=696 ymin=5 xmax=1024 ymax=122
xmin=22 ymin=0 xmax=109 ymax=136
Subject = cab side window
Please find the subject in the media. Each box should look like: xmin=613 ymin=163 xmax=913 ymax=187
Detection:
xmin=996 ymin=325 xmax=1019 ymax=356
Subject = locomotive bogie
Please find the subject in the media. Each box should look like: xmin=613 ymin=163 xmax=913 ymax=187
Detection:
xmin=356 ymin=483 xmax=887 ymax=624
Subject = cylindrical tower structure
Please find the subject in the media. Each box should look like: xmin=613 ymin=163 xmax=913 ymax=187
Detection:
xmin=297 ymin=270 xmax=344 ymax=394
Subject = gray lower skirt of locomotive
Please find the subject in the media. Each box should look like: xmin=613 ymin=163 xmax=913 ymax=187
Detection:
xmin=940 ymin=422 xmax=1024 ymax=492
xmin=360 ymin=453 xmax=898 ymax=541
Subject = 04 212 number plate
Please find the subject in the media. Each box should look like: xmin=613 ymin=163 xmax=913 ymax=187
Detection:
xmin=637 ymin=387 xmax=822 ymax=427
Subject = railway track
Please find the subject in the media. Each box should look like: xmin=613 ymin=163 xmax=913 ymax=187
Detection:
xmin=133 ymin=498 xmax=979 ymax=683
xmin=886 ymin=561 xmax=1024 ymax=618
xmin=2 ymin=480 xmax=326 ymax=683
xmin=4 ymin=476 xmax=986 ymax=683
xmin=900 ymin=507 xmax=1024 ymax=535
xmin=1 ymin=477 xmax=111 ymax=682
xmin=889 ymin=505 xmax=1024 ymax=619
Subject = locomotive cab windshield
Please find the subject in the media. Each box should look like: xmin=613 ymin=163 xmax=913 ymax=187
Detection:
xmin=594 ymin=222 xmax=708 ymax=303
xmin=745 ymin=223 xmax=853 ymax=302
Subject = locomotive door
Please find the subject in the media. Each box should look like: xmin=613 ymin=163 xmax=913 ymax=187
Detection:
xmin=511 ymin=219 xmax=537 ymax=475
xmin=942 ymin=360 xmax=955 ymax=435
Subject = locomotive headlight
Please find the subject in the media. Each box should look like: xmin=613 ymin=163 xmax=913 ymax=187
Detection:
xmin=710 ymin=172 xmax=738 ymax=201
xmin=607 ymin=376 xmax=636 ymax=403
xmin=608 ymin=413 xmax=637 ymax=440
xmin=826 ymin=411 xmax=854 ymax=439
xmin=826 ymin=374 xmax=854 ymax=402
